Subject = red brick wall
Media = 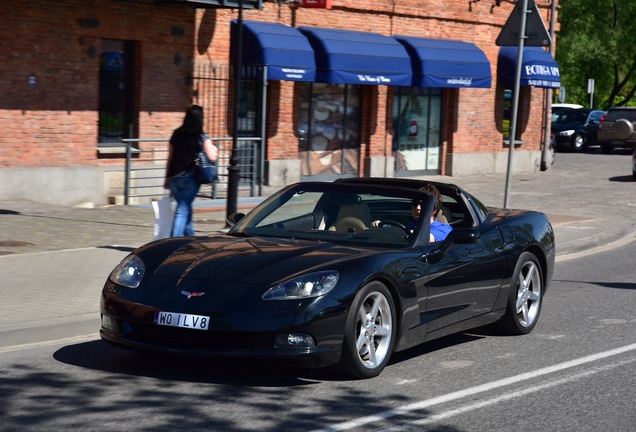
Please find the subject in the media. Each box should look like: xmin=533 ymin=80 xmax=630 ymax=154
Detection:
xmin=0 ymin=0 xmax=195 ymax=167
xmin=0 ymin=0 xmax=558 ymax=175
xmin=202 ymin=0 xmax=557 ymax=174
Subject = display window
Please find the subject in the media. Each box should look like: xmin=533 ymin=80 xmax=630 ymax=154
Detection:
xmin=98 ymin=39 xmax=136 ymax=146
xmin=297 ymin=83 xmax=361 ymax=179
xmin=392 ymin=87 xmax=442 ymax=174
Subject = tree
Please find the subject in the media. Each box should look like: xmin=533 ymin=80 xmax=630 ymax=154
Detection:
xmin=556 ymin=0 xmax=636 ymax=109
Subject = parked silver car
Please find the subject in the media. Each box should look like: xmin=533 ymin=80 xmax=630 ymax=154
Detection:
xmin=597 ymin=107 xmax=636 ymax=153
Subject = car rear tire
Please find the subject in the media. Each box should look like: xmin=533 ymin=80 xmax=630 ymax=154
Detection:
xmin=571 ymin=134 xmax=585 ymax=152
xmin=498 ymin=252 xmax=543 ymax=335
xmin=600 ymin=142 xmax=613 ymax=154
xmin=337 ymin=281 xmax=396 ymax=379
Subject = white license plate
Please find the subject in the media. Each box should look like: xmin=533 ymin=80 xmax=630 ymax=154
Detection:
xmin=155 ymin=311 xmax=210 ymax=330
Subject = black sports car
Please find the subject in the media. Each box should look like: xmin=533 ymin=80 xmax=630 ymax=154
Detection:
xmin=100 ymin=178 xmax=555 ymax=379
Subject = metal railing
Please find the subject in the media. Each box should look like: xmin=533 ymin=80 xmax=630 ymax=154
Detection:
xmin=121 ymin=137 xmax=262 ymax=205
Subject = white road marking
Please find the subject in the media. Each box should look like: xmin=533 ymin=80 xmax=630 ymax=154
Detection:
xmin=312 ymin=342 xmax=636 ymax=432
xmin=0 ymin=334 xmax=99 ymax=354
xmin=556 ymin=229 xmax=636 ymax=262
xmin=379 ymin=357 xmax=636 ymax=431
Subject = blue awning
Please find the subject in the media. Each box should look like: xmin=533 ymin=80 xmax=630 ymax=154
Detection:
xmin=297 ymin=26 xmax=412 ymax=86
xmin=230 ymin=20 xmax=316 ymax=82
xmin=394 ymin=36 xmax=491 ymax=88
xmin=498 ymin=47 xmax=560 ymax=88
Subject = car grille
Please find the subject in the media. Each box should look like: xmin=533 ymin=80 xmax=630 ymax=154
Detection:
xmin=118 ymin=319 xmax=273 ymax=352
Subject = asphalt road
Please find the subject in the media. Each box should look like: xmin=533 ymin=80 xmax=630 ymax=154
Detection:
xmin=0 ymin=239 xmax=635 ymax=431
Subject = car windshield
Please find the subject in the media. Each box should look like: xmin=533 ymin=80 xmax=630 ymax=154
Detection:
xmin=552 ymin=110 xmax=588 ymax=124
xmin=228 ymin=182 xmax=436 ymax=248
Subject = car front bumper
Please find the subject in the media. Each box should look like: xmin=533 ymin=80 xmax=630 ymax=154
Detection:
xmin=100 ymin=285 xmax=347 ymax=369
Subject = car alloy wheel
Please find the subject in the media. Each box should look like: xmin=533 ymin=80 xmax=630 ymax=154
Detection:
xmin=572 ymin=134 xmax=585 ymax=152
xmin=338 ymin=281 xmax=396 ymax=379
xmin=499 ymin=252 xmax=543 ymax=334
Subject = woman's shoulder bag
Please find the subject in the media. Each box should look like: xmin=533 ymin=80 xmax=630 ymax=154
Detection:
xmin=194 ymin=133 xmax=218 ymax=184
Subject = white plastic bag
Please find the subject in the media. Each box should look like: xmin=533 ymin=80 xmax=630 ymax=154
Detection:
xmin=152 ymin=197 xmax=174 ymax=240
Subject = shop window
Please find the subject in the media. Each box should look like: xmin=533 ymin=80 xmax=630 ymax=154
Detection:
xmin=297 ymin=83 xmax=361 ymax=179
xmin=236 ymin=68 xmax=261 ymax=137
xmin=501 ymin=86 xmax=528 ymax=144
xmin=393 ymin=87 xmax=442 ymax=175
xmin=98 ymin=39 xmax=137 ymax=147
xmin=503 ymin=88 xmax=512 ymax=140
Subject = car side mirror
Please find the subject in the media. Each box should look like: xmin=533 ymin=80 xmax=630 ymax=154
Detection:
xmin=444 ymin=228 xmax=480 ymax=245
xmin=227 ymin=212 xmax=246 ymax=226
xmin=431 ymin=228 xmax=481 ymax=257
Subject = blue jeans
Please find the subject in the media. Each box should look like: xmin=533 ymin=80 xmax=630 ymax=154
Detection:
xmin=168 ymin=172 xmax=200 ymax=237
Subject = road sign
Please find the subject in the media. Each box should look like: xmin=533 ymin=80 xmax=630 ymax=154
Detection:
xmin=496 ymin=0 xmax=551 ymax=47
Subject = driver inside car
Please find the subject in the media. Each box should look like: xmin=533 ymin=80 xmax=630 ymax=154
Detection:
xmin=372 ymin=184 xmax=452 ymax=242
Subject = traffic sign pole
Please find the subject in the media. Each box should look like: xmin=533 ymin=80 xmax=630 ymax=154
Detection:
xmin=503 ymin=0 xmax=529 ymax=209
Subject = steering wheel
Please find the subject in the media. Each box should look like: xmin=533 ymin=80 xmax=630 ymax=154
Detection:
xmin=376 ymin=220 xmax=411 ymax=235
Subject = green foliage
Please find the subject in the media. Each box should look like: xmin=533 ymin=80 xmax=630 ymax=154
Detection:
xmin=557 ymin=0 xmax=636 ymax=109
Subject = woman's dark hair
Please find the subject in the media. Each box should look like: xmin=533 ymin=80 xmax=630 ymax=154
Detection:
xmin=419 ymin=184 xmax=442 ymax=216
xmin=180 ymin=105 xmax=204 ymax=134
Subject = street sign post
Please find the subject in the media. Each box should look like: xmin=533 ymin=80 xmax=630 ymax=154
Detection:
xmin=496 ymin=0 xmax=551 ymax=209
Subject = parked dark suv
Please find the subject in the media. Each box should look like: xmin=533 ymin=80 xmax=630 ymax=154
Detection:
xmin=551 ymin=108 xmax=605 ymax=152
xmin=597 ymin=107 xmax=636 ymax=153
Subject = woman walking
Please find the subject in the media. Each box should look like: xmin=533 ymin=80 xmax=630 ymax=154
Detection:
xmin=164 ymin=105 xmax=218 ymax=237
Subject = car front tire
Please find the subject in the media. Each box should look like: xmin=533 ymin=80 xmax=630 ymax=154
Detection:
xmin=337 ymin=281 xmax=397 ymax=379
xmin=571 ymin=134 xmax=585 ymax=152
xmin=499 ymin=252 xmax=543 ymax=335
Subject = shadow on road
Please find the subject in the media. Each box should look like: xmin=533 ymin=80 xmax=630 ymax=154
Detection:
xmin=53 ymin=331 xmax=489 ymax=386
xmin=54 ymin=340 xmax=329 ymax=386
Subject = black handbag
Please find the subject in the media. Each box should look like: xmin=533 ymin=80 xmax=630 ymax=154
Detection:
xmin=194 ymin=134 xmax=218 ymax=184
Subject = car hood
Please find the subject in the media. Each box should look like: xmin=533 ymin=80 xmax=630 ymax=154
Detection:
xmin=150 ymin=235 xmax=375 ymax=284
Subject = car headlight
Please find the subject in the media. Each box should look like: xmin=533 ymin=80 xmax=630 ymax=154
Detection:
xmin=558 ymin=129 xmax=575 ymax=136
xmin=263 ymin=270 xmax=339 ymax=300
xmin=108 ymin=254 xmax=145 ymax=289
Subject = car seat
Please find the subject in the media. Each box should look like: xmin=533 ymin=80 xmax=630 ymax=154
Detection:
xmin=333 ymin=203 xmax=372 ymax=232
xmin=437 ymin=205 xmax=454 ymax=224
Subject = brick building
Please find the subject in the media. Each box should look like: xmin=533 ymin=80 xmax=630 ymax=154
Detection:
xmin=0 ymin=0 xmax=560 ymax=206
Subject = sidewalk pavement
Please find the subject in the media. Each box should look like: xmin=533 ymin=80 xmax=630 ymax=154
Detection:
xmin=1 ymin=153 xmax=635 ymax=347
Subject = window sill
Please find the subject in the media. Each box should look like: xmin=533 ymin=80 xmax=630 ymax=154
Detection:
xmin=503 ymin=139 xmax=524 ymax=147
xmin=97 ymin=146 xmax=142 ymax=155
